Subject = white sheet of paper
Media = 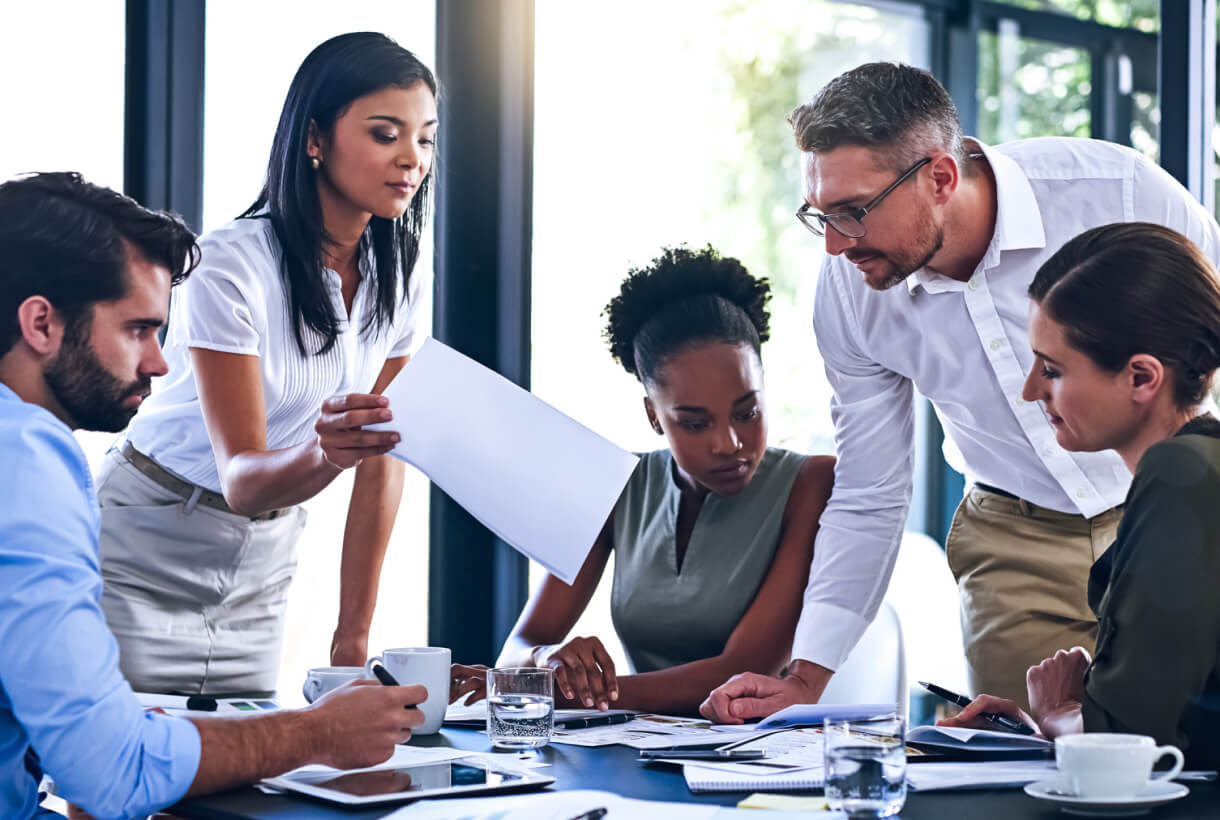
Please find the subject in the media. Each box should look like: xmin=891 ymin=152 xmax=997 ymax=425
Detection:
xmin=387 ymin=788 xmax=728 ymax=819
xmin=271 ymin=746 xmax=469 ymax=780
xmin=904 ymin=760 xmax=1058 ymax=791
xmin=369 ymin=339 xmax=639 ymax=583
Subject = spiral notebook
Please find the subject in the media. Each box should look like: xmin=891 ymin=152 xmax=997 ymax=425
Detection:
xmin=683 ymin=764 xmax=825 ymax=793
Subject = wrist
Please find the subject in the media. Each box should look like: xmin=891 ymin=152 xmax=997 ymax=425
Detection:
xmin=784 ymin=660 xmax=833 ymax=700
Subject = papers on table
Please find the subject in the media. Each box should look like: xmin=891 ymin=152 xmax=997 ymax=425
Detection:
xmin=553 ymin=714 xmax=746 ymax=749
xmin=268 ymin=746 xmax=469 ymax=783
xmin=905 ymin=760 xmax=1058 ymax=791
xmin=906 ymin=725 xmax=1053 ymax=752
xmin=387 ymin=788 xmax=810 ymax=819
xmin=754 ymin=703 xmax=898 ymax=730
xmin=369 ymin=339 xmax=639 ymax=583
xmin=444 ymin=701 xmax=637 ymax=729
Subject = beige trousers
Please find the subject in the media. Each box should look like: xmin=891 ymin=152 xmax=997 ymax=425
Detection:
xmin=96 ymin=448 xmax=306 ymax=695
xmin=945 ymin=486 xmax=1122 ymax=711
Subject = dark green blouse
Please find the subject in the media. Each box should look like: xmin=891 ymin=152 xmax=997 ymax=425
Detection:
xmin=609 ymin=447 xmax=807 ymax=674
xmin=1083 ymin=416 xmax=1220 ymax=767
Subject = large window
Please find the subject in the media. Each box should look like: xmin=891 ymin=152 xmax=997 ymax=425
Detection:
xmin=975 ymin=5 xmax=1160 ymax=160
xmin=0 ymin=2 xmax=127 ymax=472
xmin=204 ymin=1 xmax=436 ymax=698
xmin=530 ymin=0 xmax=931 ymax=667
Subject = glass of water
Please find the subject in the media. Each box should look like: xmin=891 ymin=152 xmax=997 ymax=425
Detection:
xmin=486 ymin=667 xmax=554 ymax=750
xmin=823 ymin=714 xmax=907 ymax=818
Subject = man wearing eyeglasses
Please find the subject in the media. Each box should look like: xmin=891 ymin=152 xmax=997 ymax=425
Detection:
xmin=700 ymin=61 xmax=1220 ymax=723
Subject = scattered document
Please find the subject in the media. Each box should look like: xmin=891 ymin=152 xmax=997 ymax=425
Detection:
xmin=387 ymin=788 xmax=723 ymax=819
xmin=552 ymin=714 xmax=743 ymax=749
xmin=755 ymin=703 xmax=897 ymax=731
xmin=905 ymin=760 xmax=1057 ymax=791
xmin=906 ymin=725 xmax=1052 ymax=751
xmin=369 ymin=339 xmax=639 ymax=583
xmin=445 ymin=701 xmax=636 ymax=728
xmin=270 ymin=745 xmax=469 ymax=781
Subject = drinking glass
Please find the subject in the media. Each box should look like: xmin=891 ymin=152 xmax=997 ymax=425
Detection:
xmin=824 ymin=714 xmax=907 ymax=818
xmin=486 ymin=667 xmax=554 ymax=749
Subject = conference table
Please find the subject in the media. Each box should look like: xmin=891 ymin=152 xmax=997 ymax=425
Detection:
xmin=173 ymin=727 xmax=1220 ymax=819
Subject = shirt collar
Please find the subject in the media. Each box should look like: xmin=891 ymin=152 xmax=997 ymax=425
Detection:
xmin=906 ymin=137 xmax=1047 ymax=294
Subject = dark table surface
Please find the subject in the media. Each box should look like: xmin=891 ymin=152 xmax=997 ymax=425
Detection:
xmin=172 ymin=728 xmax=1220 ymax=819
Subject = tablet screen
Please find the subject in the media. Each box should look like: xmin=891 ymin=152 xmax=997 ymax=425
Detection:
xmin=301 ymin=762 xmax=521 ymax=798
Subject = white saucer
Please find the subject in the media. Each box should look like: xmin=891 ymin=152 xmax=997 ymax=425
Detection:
xmin=1024 ymin=778 xmax=1189 ymax=816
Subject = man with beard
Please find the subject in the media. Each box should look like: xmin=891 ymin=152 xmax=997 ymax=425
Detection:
xmin=700 ymin=62 xmax=1220 ymax=722
xmin=0 ymin=172 xmax=426 ymax=820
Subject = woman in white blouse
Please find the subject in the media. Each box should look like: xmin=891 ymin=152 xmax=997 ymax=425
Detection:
xmin=96 ymin=32 xmax=437 ymax=694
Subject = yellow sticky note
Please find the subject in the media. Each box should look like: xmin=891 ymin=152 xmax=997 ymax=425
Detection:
xmin=736 ymin=792 xmax=831 ymax=811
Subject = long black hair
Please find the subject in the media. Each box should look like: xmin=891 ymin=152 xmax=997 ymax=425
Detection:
xmin=603 ymin=246 xmax=771 ymax=384
xmin=242 ymin=32 xmax=437 ymax=356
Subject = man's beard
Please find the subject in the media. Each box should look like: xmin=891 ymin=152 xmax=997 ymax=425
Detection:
xmin=853 ymin=212 xmax=945 ymax=291
xmin=44 ymin=322 xmax=150 ymax=433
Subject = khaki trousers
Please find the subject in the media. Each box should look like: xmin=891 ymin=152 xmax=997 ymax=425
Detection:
xmin=96 ymin=448 xmax=306 ymax=695
xmin=945 ymin=486 xmax=1122 ymax=711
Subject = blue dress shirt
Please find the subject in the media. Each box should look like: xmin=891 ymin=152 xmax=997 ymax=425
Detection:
xmin=0 ymin=383 xmax=201 ymax=819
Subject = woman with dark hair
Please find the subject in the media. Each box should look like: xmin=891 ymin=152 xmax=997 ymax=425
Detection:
xmin=483 ymin=247 xmax=834 ymax=715
xmin=942 ymin=222 xmax=1220 ymax=767
xmin=96 ymin=32 xmax=437 ymax=694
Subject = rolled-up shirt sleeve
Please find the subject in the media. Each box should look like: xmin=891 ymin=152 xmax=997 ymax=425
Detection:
xmin=792 ymin=261 xmax=914 ymax=671
xmin=0 ymin=418 xmax=201 ymax=820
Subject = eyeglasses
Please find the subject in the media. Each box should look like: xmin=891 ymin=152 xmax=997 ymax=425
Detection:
xmin=796 ymin=156 xmax=932 ymax=239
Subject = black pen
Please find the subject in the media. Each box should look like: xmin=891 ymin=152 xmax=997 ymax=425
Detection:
xmin=919 ymin=681 xmax=1035 ymax=735
xmin=566 ymin=808 xmax=607 ymax=820
xmin=556 ymin=712 xmax=634 ymax=730
xmin=369 ymin=660 xmax=419 ymax=709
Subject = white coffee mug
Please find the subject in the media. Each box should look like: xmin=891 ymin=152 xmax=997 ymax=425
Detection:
xmin=302 ymin=666 xmax=370 ymax=704
xmin=1056 ymin=733 xmax=1184 ymax=798
xmin=366 ymin=647 xmax=451 ymax=735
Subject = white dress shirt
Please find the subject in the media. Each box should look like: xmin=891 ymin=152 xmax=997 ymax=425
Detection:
xmin=795 ymin=137 xmax=1220 ymax=671
xmin=127 ymin=215 xmax=431 ymax=493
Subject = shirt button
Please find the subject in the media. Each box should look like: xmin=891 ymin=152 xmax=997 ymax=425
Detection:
xmin=1075 ymin=488 xmax=1090 ymax=499
xmin=989 ymin=339 xmax=1003 ymax=351
xmin=968 ymin=279 xmax=979 ymax=290
xmin=1014 ymin=395 xmax=1025 ymax=406
xmin=1042 ymin=445 xmax=1054 ymax=456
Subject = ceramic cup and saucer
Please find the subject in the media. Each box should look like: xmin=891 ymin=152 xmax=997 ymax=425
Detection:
xmin=1024 ymin=733 xmax=1188 ymax=816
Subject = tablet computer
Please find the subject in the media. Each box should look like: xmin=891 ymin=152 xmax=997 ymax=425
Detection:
xmin=263 ymin=755 xmax=555 ymax=807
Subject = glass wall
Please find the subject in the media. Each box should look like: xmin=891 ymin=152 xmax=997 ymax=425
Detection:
xmin=204 ymin=0 xmax=436 ymax=697
xmin=0 ymin=2 xmax=127 ymax=472
xmin=530 ymin=0 xmax=931 ymax=667
xmin=989 ymin=0 xmax=1158 ymax=30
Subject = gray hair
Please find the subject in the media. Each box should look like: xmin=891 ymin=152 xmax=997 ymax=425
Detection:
xmin=789 ymin=62 xmax=968 ymax=172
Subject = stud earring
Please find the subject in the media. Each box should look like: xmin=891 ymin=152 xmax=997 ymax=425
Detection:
xmin=310 ymin=156 xmax=321 ymax=170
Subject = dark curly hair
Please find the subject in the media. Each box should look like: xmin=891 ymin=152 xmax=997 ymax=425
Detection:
xmin=602 ymin=245 xmax=771 ymax=384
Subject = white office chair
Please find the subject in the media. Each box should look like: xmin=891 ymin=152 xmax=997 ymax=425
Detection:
xmin=883 ymin=530 xmax=969 ymax=693
xmin=819 ymin=600 xmax=907 ymax=720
